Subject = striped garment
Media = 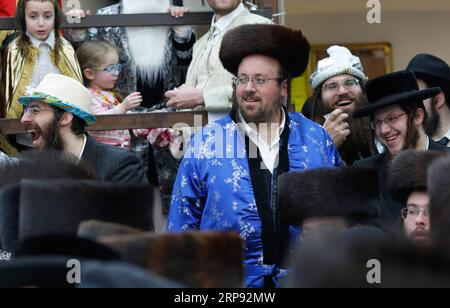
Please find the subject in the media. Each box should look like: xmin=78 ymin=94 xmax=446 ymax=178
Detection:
xmin=89 ymin=89 xmax=131 ymax=148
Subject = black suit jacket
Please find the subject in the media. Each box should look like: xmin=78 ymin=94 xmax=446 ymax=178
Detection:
xmin=81 ymin=135 xmax=147 ymax=184
xmin=354 ymin=140 xmax=450 ymax=222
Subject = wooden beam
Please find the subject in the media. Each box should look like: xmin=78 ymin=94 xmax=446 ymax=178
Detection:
xmin=0 ymin=111 xmax=208 ymax=135
xmin=0 ymin=10 xmax=273 ymax=30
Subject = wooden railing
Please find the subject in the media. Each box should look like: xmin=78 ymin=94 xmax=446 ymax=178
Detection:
xmin=0 ymin=10 xmax=272 ymax=135
xmin=0 ymin=10 xmax=273 ymax=30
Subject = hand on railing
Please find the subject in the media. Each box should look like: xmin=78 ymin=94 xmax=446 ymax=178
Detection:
xmin=65 ymin=8 xmax=91 ymax=40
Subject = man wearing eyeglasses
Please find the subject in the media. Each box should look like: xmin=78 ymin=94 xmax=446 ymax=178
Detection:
xmin=18 ymin=74 xmax=147 ymax=184
xmin=167 ymin=24 xmax=342 ymax=288
xmin=309 ymin=46 xmax=376 ymax=165
xmin=353 ymin=70 xmax=449 ymax=223
xmin=389 ymin=150 xmax=450 ymax=247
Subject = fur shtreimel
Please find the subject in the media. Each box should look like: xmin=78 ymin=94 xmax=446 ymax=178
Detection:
xmin=389 ymin=150 xmax=450 ymax=205
xmin=278 ymin=167 xmax=379 ymax=225
xmin=219 ymin=24 xmax=310 ymax=78
xmin=99 ymin=231 xmax=244 ymax=288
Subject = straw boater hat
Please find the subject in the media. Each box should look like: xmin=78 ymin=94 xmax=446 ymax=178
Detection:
xmin=219 ymin=24 xmax=310 ymax=78
xmin=19 ymin=74 xmax=96 ymax=125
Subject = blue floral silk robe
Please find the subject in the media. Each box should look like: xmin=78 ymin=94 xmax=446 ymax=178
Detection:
xmin=167 ymin=112 xmax=342 ymax=288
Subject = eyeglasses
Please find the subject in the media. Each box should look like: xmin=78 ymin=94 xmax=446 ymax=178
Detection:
xmin=401 ymin=206 xmax=429 ymax=219
xmin=232 ymin=76 xmax=285 ymax=87
xmin=370 ymin=113 xmax=407 ymax=130
xmin=23 ymin=105 xmax=54 ymax=116
xmin=95 ymin=63 xmax=123 ymax=75
xmin=322 ymin=78 xmax=360 ymax=92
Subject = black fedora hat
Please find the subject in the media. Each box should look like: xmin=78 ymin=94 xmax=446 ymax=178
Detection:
xmin=353 ymin=70 xmax=441 ymax=118
xmin=407 ymin=54 xmax=450 ymax=92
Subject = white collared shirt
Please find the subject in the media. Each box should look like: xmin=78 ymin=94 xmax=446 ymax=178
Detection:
xmin=239 ymin=109 xmax=286 ymax=174
xmin=0 ymin=151 xmax=9 ymax=164
xmin=78 ymin=134 xmax=88 ymax=161
xmin=433 ymin=129 xmax=450 ymax=147
xmin=27 ymin=31 xmax=61 ymax=91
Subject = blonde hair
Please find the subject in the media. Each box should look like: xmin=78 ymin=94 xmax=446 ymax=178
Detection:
xmin=76 ymin=40 xmax=117 ymax=79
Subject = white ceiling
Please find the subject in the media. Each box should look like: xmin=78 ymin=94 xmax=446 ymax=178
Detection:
xmin=285 ymin=0 xmax=450 ymax=14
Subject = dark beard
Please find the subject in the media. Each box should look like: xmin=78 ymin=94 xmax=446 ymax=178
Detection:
xmin=316 ymin=92 xmax=376 ymax=164
xmin=425 ymin=99 xmax=440 ymax=136
xmin=236 ymin=91 xmax=280 ymax=125
xmin=43 ymin=116 xmax=64 ymax=151
xmin=339 ymin=116 xmax=376 ymax=164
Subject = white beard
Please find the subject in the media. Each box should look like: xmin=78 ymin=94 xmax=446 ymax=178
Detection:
xmin=122 ymin=0 xmax=171 ymax=86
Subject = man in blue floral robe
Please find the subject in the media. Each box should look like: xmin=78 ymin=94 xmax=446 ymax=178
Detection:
xmin=167 ymin=24 xmax=342 ymax=288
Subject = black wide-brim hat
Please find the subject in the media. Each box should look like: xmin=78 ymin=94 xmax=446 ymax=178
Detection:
xmin=407 ymin=53 xmax=450 ymax=92
xmin=219 ymin=24 xmax=310 ymax=78
xmin=353 ymin=70 xmax=441 ymax=118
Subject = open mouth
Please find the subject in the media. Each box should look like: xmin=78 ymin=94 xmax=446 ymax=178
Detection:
xmin=335 ymin=100 xmax=353 ymax=108
xmin=383 ymin=133 xmax=400 ymax=146
xmin=28 ymin=130 xmax=43 ymax=147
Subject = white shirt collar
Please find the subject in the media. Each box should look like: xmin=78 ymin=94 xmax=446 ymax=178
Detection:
xmin=27 ymin=30 xmax=56 ymax=49
xmin=78 ymin=134 xmax=88 ymax=161
xmin=238 ymin=108 xmax=286 ymax=147
xmin=443 ymin=128 xmax=450 ymax=141
xmin=425 ymin=135 xmax=430 ymax=150
xmin=211 ymin=3 xmax=245 ymax=35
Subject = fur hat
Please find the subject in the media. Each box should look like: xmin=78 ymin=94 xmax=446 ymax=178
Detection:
xmin=78 ymin=220 xmax=145 ymax=241
xmin=99 ymin=232 xmax=244 ymax=288
xmin=309 ymin=45 xmax=367 ymax=89
xmin=17 ymin=179 xmax=154 ymax=241
xmin=0 ymin=150 xmax=96 ymax=190
xmin=14 ymin=235 xmax=121 ymax=261
xmin=428 ymin=157 xmax=450 ymax=247
xmin=219 ymin=24 xmax=310 ymax=78
xmin=389 ymin=150 xmax=450 ymax=205
xmin=278 ymin=167 xmax=379 ymax=225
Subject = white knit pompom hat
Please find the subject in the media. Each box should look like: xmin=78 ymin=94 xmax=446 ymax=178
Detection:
xmin=309 ymin=45 xmax=367 ymax=89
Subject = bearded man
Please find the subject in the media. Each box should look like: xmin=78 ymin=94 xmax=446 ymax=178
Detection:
xmin=167 ymin=24 xmax=342 ymax=288
xmin=19 ymin=74 xmax=147 ymax=184
xmin=407 ymin=54 xmax=450 ymax=147
xmin=67 ymin=0 xmax=195 ymax=108
xmin=309 ymin=45 xmax=376 ymax=165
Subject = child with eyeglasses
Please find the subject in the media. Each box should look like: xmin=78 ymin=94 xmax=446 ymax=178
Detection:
xmin=76 ymin=40 xmax=142 ymax=148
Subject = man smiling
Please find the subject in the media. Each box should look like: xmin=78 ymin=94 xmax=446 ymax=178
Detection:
xmin=353 ymin=70 xmax=449 ymax=223
xmin=19 ymin=74 xmax=147 ymax=184
xmin=167 ymin=24 xmax=341 ymax=288
xmin=309 ymin=46 xmax=376 ymax=165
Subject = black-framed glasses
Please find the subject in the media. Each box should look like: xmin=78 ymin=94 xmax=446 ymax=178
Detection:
xmin=232 ymin=76 xmax=285 ymax=87
xmin=322 ymin=78 xmax=360 ymax=92
xmin=401 ymin=206 xmax=429 ymax=219
xmin=370 ymin=113 xmax=407 ymax=130
xmin=95 ymin=63 xmax=123 ymax=75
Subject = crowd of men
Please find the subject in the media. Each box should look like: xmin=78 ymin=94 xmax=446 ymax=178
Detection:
xmin=1 ymin=0 xmax=450 ymax=288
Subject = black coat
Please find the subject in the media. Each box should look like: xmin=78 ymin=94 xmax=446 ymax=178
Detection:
xmin=354 ymin=140 xmax=450 ymax=222
xmin=82 ymin=136 xmax=147 ymax=184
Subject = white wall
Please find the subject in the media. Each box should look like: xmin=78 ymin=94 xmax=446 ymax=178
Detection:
xmin=286 ymin=11 xmax=450 ymax=71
